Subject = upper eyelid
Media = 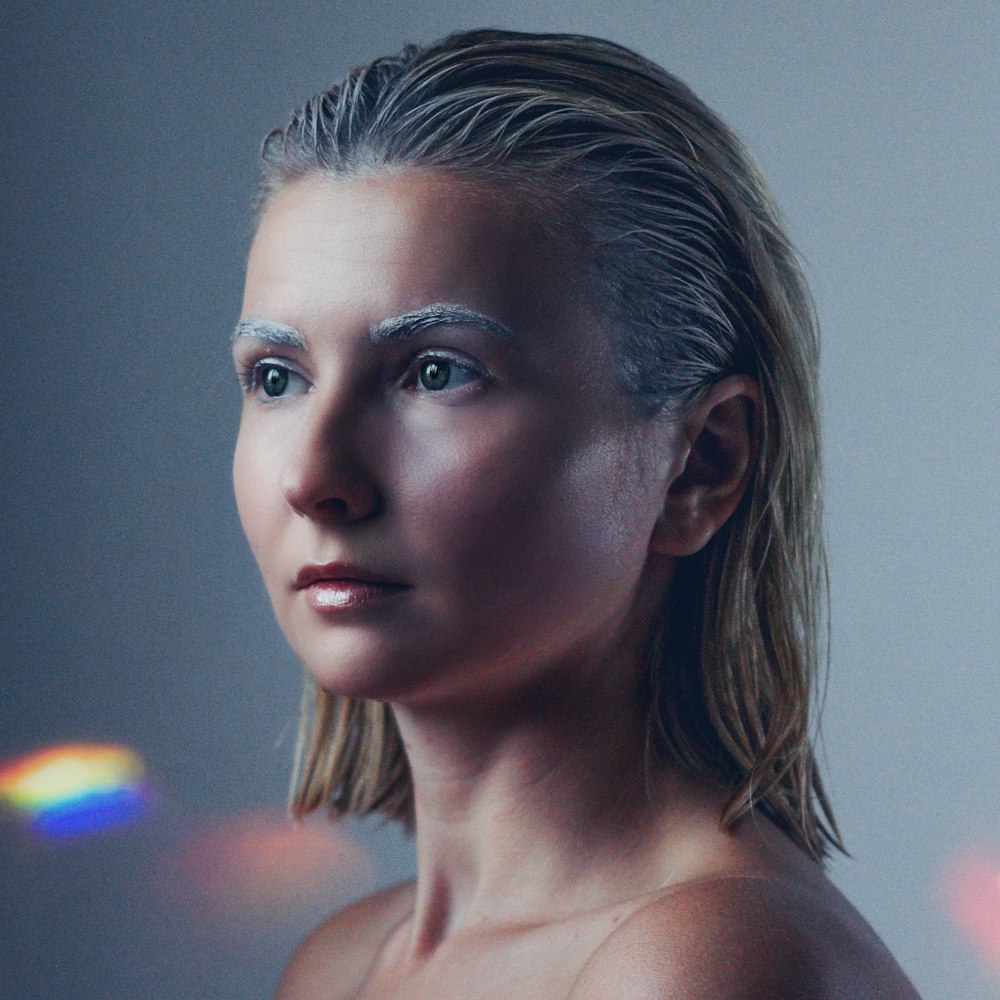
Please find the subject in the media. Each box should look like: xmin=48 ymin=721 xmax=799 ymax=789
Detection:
xmin=411 ymin=347 xmax=485 ymax=371
xmin=236 ymin=344 xmax=487 ymax=373
xmin=235 ymin=354 xmax=307 ymax=381
xmin=235 ymin=346 xmax=490 ymax=398
xmin=235 ymin=343 xmax=310 ymax=379
xmin=237 ymin=358 xmax=311 ymax=400
xmin=233 ymin=336 xmax=302 ymax=373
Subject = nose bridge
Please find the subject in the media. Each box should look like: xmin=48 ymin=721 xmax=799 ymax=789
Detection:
xmin=281 ymin=378 xmax=381 ymax=522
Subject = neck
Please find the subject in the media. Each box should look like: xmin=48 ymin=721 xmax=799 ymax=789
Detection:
xmin=389 ymin=637 xmax=721 ymax=958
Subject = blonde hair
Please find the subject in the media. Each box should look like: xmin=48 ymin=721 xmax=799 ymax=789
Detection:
xmin=256 ymin=29 xmax=846 ymax=862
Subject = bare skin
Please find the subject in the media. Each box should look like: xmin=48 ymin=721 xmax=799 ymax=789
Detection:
xmin=234 ymin=171 xmax=921 ymax=999
xmin=277 ymin=825 xmax=919 ymax=1000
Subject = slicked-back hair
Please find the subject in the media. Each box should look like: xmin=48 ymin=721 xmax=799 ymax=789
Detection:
xmin=253 ymin=29 xmax=846 ymax=862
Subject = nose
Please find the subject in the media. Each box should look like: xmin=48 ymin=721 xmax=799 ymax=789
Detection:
xmin=280 ymin=392 xmax=383 ymax=524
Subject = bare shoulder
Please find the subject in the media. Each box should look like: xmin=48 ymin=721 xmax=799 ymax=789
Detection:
xmin=274 ymin=879 xmax=416 ymax=1000
xmin=569 ymin=873 xmax=922 ymax=1000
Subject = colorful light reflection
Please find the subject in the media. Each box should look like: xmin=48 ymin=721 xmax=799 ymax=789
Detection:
xmin=938 ymin=845 xmax=1000 ymax=974
xmin=0 ymin=743 xmax=154 ymax=838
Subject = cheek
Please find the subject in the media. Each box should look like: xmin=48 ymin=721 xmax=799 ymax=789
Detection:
xmin=396 ymin=411 xmax=649 ymax=616
xmin=538 ymin=433 xmax=653 ymax=590
xmin=232 ymin=422 xmax=281 ymax=566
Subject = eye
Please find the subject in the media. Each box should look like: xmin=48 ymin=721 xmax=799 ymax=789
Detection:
xmin=261 ymin=364 xmax=290 ymax=397
xmin=412 ymin=355 xmax=484 ymax=394
xmin=238 ymin=360 xmax=310 ymax=400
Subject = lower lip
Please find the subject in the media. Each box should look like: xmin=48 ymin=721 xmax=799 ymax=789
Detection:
xmin=304 ymin=580 xmax=410 ymax=612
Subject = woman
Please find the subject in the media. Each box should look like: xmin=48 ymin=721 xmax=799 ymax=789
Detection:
xmin=232 ymin=29 xmax=921 ymax=999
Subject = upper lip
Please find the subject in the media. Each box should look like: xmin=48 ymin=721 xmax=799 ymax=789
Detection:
xmin=295 ymin=562 xmax=408 ymax=588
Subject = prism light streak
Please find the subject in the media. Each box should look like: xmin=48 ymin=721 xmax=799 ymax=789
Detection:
xmin=0 ymin=743 xmax=154 ymax=838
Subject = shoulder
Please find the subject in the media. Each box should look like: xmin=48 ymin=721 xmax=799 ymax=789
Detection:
xmin=274 ymin=879 xmax=416 ymax=1000
xmin=568 ymin=874 xmax=922 ymax=1000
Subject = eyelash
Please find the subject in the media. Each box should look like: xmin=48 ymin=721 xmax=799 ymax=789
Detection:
xmin=404 ymin=352 xmax=486 ymax=394
xmin=235 ymin=359 xmax=295 ymax=396
xmin=235 ymin=351 xmax=488 ymax=400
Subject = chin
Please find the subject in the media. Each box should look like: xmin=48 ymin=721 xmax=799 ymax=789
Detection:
xmin=292 ymin=641 xmax=432 ymax=704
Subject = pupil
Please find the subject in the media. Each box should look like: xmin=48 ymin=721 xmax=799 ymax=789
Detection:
xmin=262 ymin=366 xmax=288 ymax=397
xmin=420 ymin=360 xmax=451 ymax=391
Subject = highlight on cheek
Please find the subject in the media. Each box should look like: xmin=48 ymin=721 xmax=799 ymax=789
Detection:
xmin=937 ymin=843 xmax=1000 ymax=974
xmin=0 ymin=742 xmax=156 ymax=839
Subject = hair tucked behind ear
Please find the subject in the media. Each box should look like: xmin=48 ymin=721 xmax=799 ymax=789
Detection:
xmin=262 ymin=28 xmax=846 ymax=862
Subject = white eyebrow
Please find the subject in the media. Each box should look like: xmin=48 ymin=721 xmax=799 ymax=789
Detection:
xmin=231 ymin=318 xmax=307 ymax=349
xmin=231 ymin=303 xmax=517 ymax=350
xmin=369 ymin=303 xmax=518 ymax=343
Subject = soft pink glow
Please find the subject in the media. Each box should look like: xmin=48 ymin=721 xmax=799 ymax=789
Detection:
xmin=158 ymin=808 xmax=375 ymax=928
xmin=938 ymin=845 xmax=1000 ymax=974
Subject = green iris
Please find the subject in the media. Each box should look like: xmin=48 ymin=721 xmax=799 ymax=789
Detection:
xmin=262 ymin=365 xmax=289 ymax=397
xmin=419 ymin=360 xmax=451 ymax=391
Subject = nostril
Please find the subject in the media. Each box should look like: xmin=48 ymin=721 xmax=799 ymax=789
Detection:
xmin=315 ymin=497 xmax=350 ymax=517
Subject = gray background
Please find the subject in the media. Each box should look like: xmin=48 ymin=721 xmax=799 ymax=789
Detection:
xmin=2 ymin=2 xmax=997 ymax=997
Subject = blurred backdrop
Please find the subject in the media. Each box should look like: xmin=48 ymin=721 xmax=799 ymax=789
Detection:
xmin=2 ymin=2 xmax=997 ymax=997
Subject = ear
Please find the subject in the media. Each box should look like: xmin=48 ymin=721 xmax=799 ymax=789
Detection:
xmin=649 ymin=375 xmax=761 ymax=557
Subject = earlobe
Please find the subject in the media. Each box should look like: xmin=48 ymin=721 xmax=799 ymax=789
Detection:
xmin=649 ymin=376 xmax=760 ymax=558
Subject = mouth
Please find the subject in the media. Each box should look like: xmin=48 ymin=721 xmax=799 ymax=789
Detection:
xmin=295 ymin=562 xmax=411 ymax=613
xmin=294 ymin=561 xmax=409 ymax=589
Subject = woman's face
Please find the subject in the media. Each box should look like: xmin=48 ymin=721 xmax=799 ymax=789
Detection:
xmin=233 ymin=170 xmax=679 ymax=710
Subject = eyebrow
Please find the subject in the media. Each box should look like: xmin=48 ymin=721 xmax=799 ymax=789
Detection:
xmin=231 ymin=318 xmax=307 ymax=349
xmin=369 ymin=303 xmax=517 ymax=343
xmin=231 ymin=303 xmax=517 ymax=350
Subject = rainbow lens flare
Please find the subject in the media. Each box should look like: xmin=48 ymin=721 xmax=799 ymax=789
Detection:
xmin=0 ymin=743 xmax=154 ymax=838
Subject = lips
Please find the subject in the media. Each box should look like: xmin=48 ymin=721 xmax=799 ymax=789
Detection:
xmin=294 ymin=562 xmax=408 ymax=589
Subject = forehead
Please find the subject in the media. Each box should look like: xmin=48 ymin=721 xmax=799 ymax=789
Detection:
xmin=242 ymin=170 xmax=605 ymax=360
